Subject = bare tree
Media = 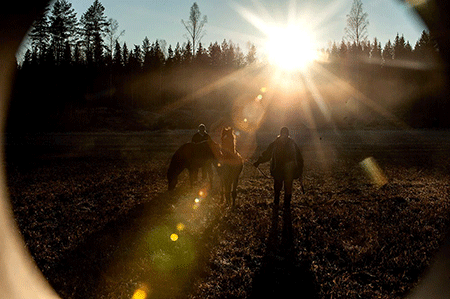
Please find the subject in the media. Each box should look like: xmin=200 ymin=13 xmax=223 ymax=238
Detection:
xmin=182 ymin=2 xmax=207 ymax=56
xmin=345 ymin=0 xmax=369 ymax=47
xmin=106 ymin=18 xmax=125 ymax=61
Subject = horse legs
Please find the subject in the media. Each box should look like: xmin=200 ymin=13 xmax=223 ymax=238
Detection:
xmin=224 ymin=181 xmax=232 ymax=206
xmin=189 ymin=168 xmax=199 ymax=188
xmin=206 ymin=162 xmax=213 ymax=190
xmin=231 ymin=177 xmax=239 ymax=207
xmin=219 ymin=175 xmax=225 ymax=203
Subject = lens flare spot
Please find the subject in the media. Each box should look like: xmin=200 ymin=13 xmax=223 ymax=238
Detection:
xmin=199 ymin=189 xmax=207 ymax=198
xmin=170 ymin=234 xmax=179 ymax=241
xmin=260 ymin=87 xmax=267 ymax=93
xmin=177 ymin=223 xmax=185 ymax=231
xmin=256 ymin=94 xmax=263 ymax=100
xmin=132 ymin=286 xmax=150 ymax=299
xmin=217 ymin=162 xmax=222 ymax=167
xmin=244 ymin=118 xmax=248 ymax=123
xmin=360 ymin=157 xmax=388 ymax=188
xmin=192 ymin=204 xmax=199 ymax=210
xmin=194 ymin=198 xmax=200 ymax=203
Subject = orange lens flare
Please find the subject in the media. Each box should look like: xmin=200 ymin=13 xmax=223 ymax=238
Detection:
xmin=360 ymin=157 xmax=388 ymax=188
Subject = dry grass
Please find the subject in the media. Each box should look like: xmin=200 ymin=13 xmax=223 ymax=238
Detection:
xmin=6 ymin=141 xmax=450 ymax=298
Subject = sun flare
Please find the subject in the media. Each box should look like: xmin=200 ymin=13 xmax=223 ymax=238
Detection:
xmin=264 ymin=24 xmax=318 ymax=71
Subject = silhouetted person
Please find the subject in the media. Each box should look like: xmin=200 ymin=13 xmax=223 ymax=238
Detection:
xmin=192 ymin=124 xmax=213 ymax=183
xmin=253 ymin=127 xmax=303 ymax=239
xmin=192 ymin=124 xmax=211 ymax=143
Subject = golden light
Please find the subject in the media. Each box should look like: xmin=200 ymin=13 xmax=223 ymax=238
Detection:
xmin=176 ymin=223 xmax=185 ymax=231
xmin=132 ymin=285 xmax=150 ymax=299
xmin=170 ymin=233 xmax=179 ymax=242
xmin=360 ymin=157 xmax=388 ymax=188
xmin=264 ymin=24 xmax=318 ymax=71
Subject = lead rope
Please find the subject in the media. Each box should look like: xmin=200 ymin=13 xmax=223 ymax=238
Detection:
xmin=244 ymin=159 xmax=305 ymax=194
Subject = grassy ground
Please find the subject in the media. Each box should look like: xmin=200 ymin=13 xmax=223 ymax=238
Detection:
xmin=6 ymin=133 xmax=450 ymax=298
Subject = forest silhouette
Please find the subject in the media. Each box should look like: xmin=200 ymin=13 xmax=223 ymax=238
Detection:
xmin=8 ymin=0 xmax=447 ymax=133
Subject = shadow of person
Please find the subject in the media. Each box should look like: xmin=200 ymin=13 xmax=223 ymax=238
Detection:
xmin=46 ymin=186 xmax=213 ymax=299
xmin=250 ymin=205 xmax=318 ymax=299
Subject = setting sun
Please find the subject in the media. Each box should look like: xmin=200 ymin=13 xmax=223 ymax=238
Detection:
xmin=264 ymin=24 xmax=318 ymax=71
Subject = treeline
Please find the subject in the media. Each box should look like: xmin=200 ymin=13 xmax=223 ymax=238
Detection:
xmin=321 ymin=31 xmax=447 ymax=129
xmin=20 ymin=0 xmax=257 ymax=70
xmin=326 ymin=31 xmax=439 ymax=64
xmin=10 ymin=0 xmax=257 ymax=132
xmin=9 ymin=0 xmax=448 ymax=132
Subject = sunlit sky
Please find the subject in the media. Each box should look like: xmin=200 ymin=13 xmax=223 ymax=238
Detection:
xmin=28 ymin=0 xmax=425 ymax=55
xmin=67 ymin=0 xmax=425 ymax=51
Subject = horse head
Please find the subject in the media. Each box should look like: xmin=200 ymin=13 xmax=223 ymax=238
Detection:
xmin=221 ymin=127 xmax=236 ymax=154
xmin=206 ymin=138 xmax=223 ymax=160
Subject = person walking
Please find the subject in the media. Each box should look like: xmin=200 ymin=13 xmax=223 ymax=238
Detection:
xmin=253 ymin=127 xmax=304 ymax=239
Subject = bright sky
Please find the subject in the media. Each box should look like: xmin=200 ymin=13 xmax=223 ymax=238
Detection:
xmin=44 ymin=0 xmax=426 ymax=54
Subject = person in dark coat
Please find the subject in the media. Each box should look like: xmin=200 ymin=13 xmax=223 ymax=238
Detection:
xmin=253 ymin=127 xmax=304 ymax=238
xmin=192 ymin=124 xmax=211 ymax=143
xmin=192 ymin=124 xmax=213 ymax=183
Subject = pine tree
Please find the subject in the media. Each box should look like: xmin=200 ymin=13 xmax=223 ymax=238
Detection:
xmin=222 ymin=40 xmax=236 ymax=67
xmin=234 ymin=44 xmax=245 ymax=68
xmin=371 ymin=37 xmax=382 ymax=61
xmin=113 ymin=40 xmax=122 ymax=67
xmin=329 ymin=42 xmax=339 ymax=60
xmin=209 ymin=42 xmax=222 ymax=67
xmin=382 ymin=39 xmax=394 ymax=62
xmin=362 ymin=40 xmax=371 ymax=58
xmin=129 ymin=45 xmax=142 ymax=71
xmin=22 ymin=49 xmax=33 ymax=68
xmin=393 ymin=33 xmax=407 ymax=60
xmin=166 ymin=45 xmax=175 ymax=68
xmin=142 ymin=36 xmax=152 ymax=70
xmin=29 ymin=9 xmax=50 ymax=62
xmin=246 ymin=42 xmax=257 ymax=65
xmin=73 ymin=42 xmax=83 ymax=65
xmin=414 ymin=30 xmax=438 ymax=62
xmin=173 ymin=43 xmax=182 ymax=66
xmin=182 ymin=41 xmax=193 ymax=65
xmin=80 ymin=0 xmax=109 ymax=66
xmin=122 ymin=42 xmax=129 ymax=68
xmin=63 ymin=40 xmax=72 ymax=65
xmin=194 ymin=42 xmax=208 ymax=67
xmin=339 ymin=39 xmax=348 ymax=59
xmin=48 ymin=0 xmax=78 ymax=65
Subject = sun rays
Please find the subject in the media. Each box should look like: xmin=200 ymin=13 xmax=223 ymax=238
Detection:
xmin=148 ymin=0 xmax=433 ymax=169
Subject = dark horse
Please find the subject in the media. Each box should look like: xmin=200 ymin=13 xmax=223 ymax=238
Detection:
xmin=167 ymin=139 xmax=221 ymax=191
xmin=217 ymin=127 xmax=243 ymax=207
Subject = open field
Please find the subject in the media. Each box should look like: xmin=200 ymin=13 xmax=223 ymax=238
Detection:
xmin=5 ymin=129 xmax=450 ymax=298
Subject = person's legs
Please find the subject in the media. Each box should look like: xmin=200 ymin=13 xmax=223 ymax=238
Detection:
xmin=272 ymin=179 xmax=283 ymax=228
xmin=282 ymin=178 xmax=294 ymax=243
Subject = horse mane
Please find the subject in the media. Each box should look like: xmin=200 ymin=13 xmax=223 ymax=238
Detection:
xmin=221 ymin=127 xmax=236 ymax=154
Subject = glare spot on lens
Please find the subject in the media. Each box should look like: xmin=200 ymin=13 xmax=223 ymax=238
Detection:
xmin=177 ymin=223 xmax=185 ymax=231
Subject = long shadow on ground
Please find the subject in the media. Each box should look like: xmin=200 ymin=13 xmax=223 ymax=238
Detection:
xmin=250 ymin=214 xmax=319 ymax=298
xmin=46 ymin=187 xmax=221 ymax=299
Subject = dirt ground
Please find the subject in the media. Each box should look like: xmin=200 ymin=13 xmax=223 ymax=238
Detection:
xmin=6 ymin=130 xmax=450 ymax=298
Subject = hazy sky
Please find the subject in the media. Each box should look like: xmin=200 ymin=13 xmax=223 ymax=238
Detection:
xmin=59 ymin=0 xmax=426 ymax=52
